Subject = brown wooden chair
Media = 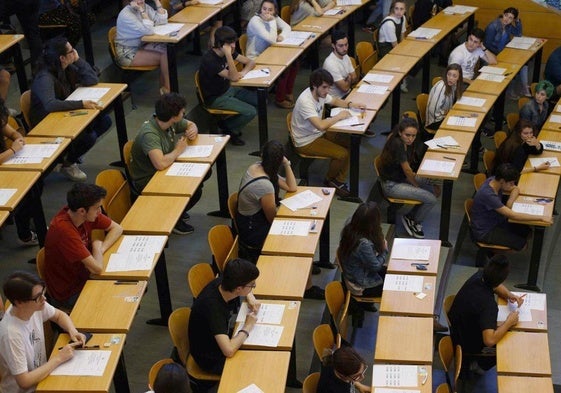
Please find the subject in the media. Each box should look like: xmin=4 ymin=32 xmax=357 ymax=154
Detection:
xmin=473 ymin=173 xmax=486 ymax=191
xmin=482 ymin=150 xmax=495 ymax=174
xmin=324 ymin=281 xmax=350 ymax=339
xmin=436 ymin=383 xmax=451 ymax=393
xmin=416 ymin=93 xmax=434 ymax=134
xmin=160 ymin=0 xmax=172 ymax=13
xmin=312 ymin=324 xmax=335 ymax=359
xmin=506 ymin=113 xmax=519 ymax=133
xmin=464 ymin=198 xmax=511 ymax=254
xmin=36 ymin=247 xmax=46 ymax=280
xmin=208 ymin=224 xmax=237 ymax=272
xmin=194 ymin=70 xmax=239 ymax=132
xmin=227 ymin=192 xmax=239 ymax=233
xmin=19 ymin=90 xmax=32 ymax=130
xmin=494 ymin=131 xmax=507 ymax=149
xmin=238 ymin=33 xmax=247 ymax=56
xmin=187 ymin=263 xmax=215 ymax=298
xmin=287 ymin=112 xmax=329 ymax=185
xmin=122 ymin=140 xmax=141 ymax=198
xmin=302 ymin=372 xmax=320 ymax=393
xmin=95 ymin=169 xmax=131 ymax=224
xmin=148 ymin=358 xmax=174 ymax=390
xmin=439 ymin=336 xmax=461 ymax=392
xmin=518 ymin=96 xmax=530 ymax=110
xmin=432 ymin=76 xmax=442 ymax=86
xmin=443 ymin=294 xmax=455 ymax=328
xmin=355 ymin=41 xmax=377 ymax=76
xmin=280 ymin=5 xmax=290 ymax=24
xmin=168 ymin=307 xmax=221 ymax=382
xmin=371 ymin=28 xmax=379 ymax=53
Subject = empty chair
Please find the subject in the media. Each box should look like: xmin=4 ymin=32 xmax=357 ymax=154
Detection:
xmin=95 ymin=169 xmax=132 ymax=224
xmin=355 ymin=41 xmax=377 ymax=76
xmin=302 ymin=372 xmax=320 ymax=393
xmin=187 ymin=263 xmax=215 ymax=298
xmin=312 ymin=324 xmax=335 ymax=359
xmin=208 ymin=224 xmax=237 ymax=272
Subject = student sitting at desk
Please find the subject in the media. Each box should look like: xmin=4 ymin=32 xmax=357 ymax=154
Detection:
xmin=318 ymin=345 xmax=371 ymax=393
xmin=519 ymin=80 xmax=554 ymax=130
xmin=377 ymin=1 xmax=408 ymax=92
xmin=289 ymin=0 xmax=334 ymax=26
xmin=0 ymin=271 xmax=86 ymax=393
xmin=189 ymin=258 xmax=260 ymax=381
xmin=246 ymin=0 xmax=298 ymax=109
xmin=493 ymin=119 xmax=548 ymax=175
xmin=448 ymin=28 xmax=497 ymax=85
xmin=470 ymin=163 xmax=551 ymax=251
xmin=44 ymin=183 xmax=123 ymax=309
xmin=116 ymin=0 xmax=170 ymax=95
xmin=378 ymin=117 xmax=439 ymax=239
xmin=448 ymin=255 xmax=522 ymax=373
xmin=425 ymin=63 xmax=463 ymax=133
xmin=129 ymin=93 xmax=205 ymax=235
xmin=322 ymin=30 xmax=359 ymax=100
xmin=198 ymin=26 xmax=257 ymax=146
xmin=30 ymin=37 xmax=112 ymax=182
xmin=291 ymin=68 xmax=366 ymax=198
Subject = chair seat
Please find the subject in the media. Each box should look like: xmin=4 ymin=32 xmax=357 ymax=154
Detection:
xmin=476 ymin=242 xmax=511 ymax=251
xmin=120 ymin=64 xmax=159 ymax=72
xmin=186 ymin=355 xmax=221 ymax=381
xmin=387 ymin=196 xmax=423 ymax=205
xmin=352 ymin=295 xmax=381 ymax=303
xmin=204 ymin=107 xmax=240 ymax=116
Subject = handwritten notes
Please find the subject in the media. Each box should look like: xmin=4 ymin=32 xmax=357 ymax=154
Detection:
xmin=152 ymin=23 xmax=184 ymax=36
xmin=280 ymin=190 xmax=323 ymax=211
xmin=477 ymin=73 xmax=505 ymax=83
xmin=0 ymin=189 xmax=17 ymax=205
xmin=166 ymin=162 xmax=209 ymax=177
xmin=419 ymin=159 xmax=455 ymax=173
xmin=529 ymin=157 xmax=560 ymax=168
xmin=235 ymin=324 xmax=284 ymax=347
xmin=372 ymin=365 xmax=419 ymax=387
xmin=390 ymin=245 xmax=430 ymax=261
xmin=424 ymin=136 xmax=460 ymax=150
xmin=512 ymin=202 xmax=544 ymax=216
xmin=408 ymin=27 xmax=440 ymax=39
xmin=236 ymin=303 xmax=285 ymax=324
xmin=269 ymin=220 xmax=312 ymax=236
xmin=512 ymin=292 xmax=546 ymax=310
xmin=456 ymin=96 xmax=486 ymax=107
xmin=446 ymin=116 xmax=477 ymax=127
xmin=357 ymin=84 xmax=388 ymax=95
xmin=364 ymin=73 xmax=394 ymax=84
xmin=506 ymin=36 xmax=537 ymax=50
xmin=497 ymin=305 xmax=532 ymax=322
xmin=383 ymin=274 xmax=424 ymax=292
xmin=479 ymin=66 xmax=506 ymax=75
xmin=66 ymin=87 xmax=110 ymax=102
xmin=542 ymin=141 xmax=561 ymax=152
xmin=179 ymin=145 xmax=213 ymax=158
xmin=51 ymin=350 xmax=111 ymax=376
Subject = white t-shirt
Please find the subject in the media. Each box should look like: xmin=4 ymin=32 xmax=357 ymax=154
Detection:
xmin=448 ymin=43 xmax=485 ymax=80
xmin=0 ymin=303 xmax=56 ymax=393
xmin=291 ymin=88 xmax=333 ymax=147
xmin=323 ymin=52 xmax=354 ymax=98
xmin=378 ymin=15 xmax=406 ymax=43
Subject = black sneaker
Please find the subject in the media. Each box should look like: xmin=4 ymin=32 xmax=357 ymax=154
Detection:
xmin=181 ymin=211 xmax=190 ymax=222
xmin=324 ymin=179 xmax=350 ymax=198
xmin=304 ymin=285 xmax=325 ymax=300
xmin=401 ymin=215 xmax=416 ymax=237
xmin=411 ymin=222 xmax=425 ymax=239
xmin=229 ymin=135 xmax=246 ymax=146
xmin=362 ymin=129 xmax=376 ymax=138
xmin=172 ymin=221 xmax=194 ymax=235
xmin=312 ymin=265 xmax=321 ymax=275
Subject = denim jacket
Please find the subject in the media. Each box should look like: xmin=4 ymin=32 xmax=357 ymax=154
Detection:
xmin=484 ymin=17 xmax=522 ymax=54
xmin=520 ymin=99 xmax=549 ymax=129
xmin=341 ymin=238 xmax=387 ymax=291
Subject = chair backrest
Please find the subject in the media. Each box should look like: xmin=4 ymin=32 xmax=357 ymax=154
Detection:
xmin=312 ymin=324 xmax=334 ymax=359
xmin=518 ymin=96 xmax=530 ymax=110
xmin=355 ymin=41 xmax=376 ymax=76
xmin=416 ymin=93 xmax=429 ymax=125
xmin=187 ymin=263 xmax=215 ymax=298
xmin=208 ymin=225 xmax=235 ymax=272
xmin=454 ymin=343 xmax=462 ymax=389
xmin=374 ymin=155 xmax=382 ymax=176
xmin=123 ymin=140 xmax=134 ymax=176
xmin=432 ymin=76 xmax=442 ymax=86
xmin=194 ymin=70 xmax=207 ymax=108
xmin=286 ymin=111 xmax=298 ymax=147
xmin=36 ymin=247 xmax=46 ymax=279
xmin=402 ymin=111 xmax=419 ymax=124
xmin=280 ymin=5 xmax=290 ymax=24
xmin=302 ymin=372 xmax=320 ymax=393
xmin=239 ymin=33 xmax=248 ymax=56
xmin=19 ymin=90 xmax=32 ymax=129
xmin=95 ymin=169 xmax=131 ymax=224
xmin=464 ymin=199 xmax=473 ymax=224
xmin=435 ymin=383 xmax=451 ymax=393
xmin=160 ymin=0 xmax=172 ymax=13
xmin=506 ymin=113 xmax=519 ymax=133
xmin=439 ymin=335 xmax=454 ymax=373
xmin=482 ymin=150 xmax=495 ymax=174
xmin=108 ymin=26 xmax=118 ymax=63
xmin=325 ymin=281 xmax=347 ymax=336
xmin=473 ymin=173 xmax=486 ymax=191
xmin=443 ymin=294 xmax=455 ymax=330
xmin=530 ymin=82 xmax=537 ymax=96
xmin=148 ymin=358 xmax=174 ymax=390
xmin=349 ymin=56 xmax=359 ymax=79
xmin=494 ymin=131 xmax=507 ymax=149
xmin=168 ymin=307 xmax=191 ymax=365
xmin=227 ymin=192 xmax=239 ymax=233
xmin=371 ymin=28 xmax=379 ymax=52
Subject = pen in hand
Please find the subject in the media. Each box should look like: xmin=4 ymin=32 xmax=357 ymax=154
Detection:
xmin=58 ymin=341 xmax=84 ymax=350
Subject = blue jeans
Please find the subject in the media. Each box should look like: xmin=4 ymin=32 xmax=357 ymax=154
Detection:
xmin=209 ymin=87 xmax=257 ymax=134
xmin=381 ymin=177 xmax=438 ymax=223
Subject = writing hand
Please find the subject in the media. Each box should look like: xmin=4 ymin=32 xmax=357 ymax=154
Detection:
xmin=82 ymin=100 xmax=101 ymax=110
xmin=244 ymin=311 xmax=258 ymax=329
xmin=11 ymin=138 xmax=24 ymax=152
xmin=248 ymin=301 xmax=261 ymax=314
xmin=506 ymin=310 xmax=519 ymax=326
xmin=338 ymin=110 xmax=351 ymax=119
xmin=57 ymin=345 xmax=75 ymax=363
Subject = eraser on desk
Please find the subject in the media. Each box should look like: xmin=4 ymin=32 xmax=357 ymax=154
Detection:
xmin=415 ymin=292 xmax=427 ymax=300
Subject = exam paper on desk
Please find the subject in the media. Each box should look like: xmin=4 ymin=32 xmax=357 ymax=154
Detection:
xmin=166 ymin=162 xmax=209 ymax=177
xmin=280 ymin=189 xmax=323 ymax=211
xmin=497 ymin=305 xmax=532 ymax=322
xmin=373 ymin=388 xmax=421 ymax=393
xmin=268 ymin=220 xmax=312 ymax=236
xmin=549 ymin=115 xmax=561 ymax=123
xmin=236 ymin=303 xmax=285 ymax=325
xmin=512 ymin=202 xmax=545 ymax=216
xmin=529 ymin=157 xmax=560 ymax=168
xmin=13 ymin=144 xmax=59 ymax=158
xmin=424 ymin=136 xmax=460 ymax=150
xmin=456 ymin=96 xmax=486 ymax=107
xmin=117 ymin=235 xmax=167 ymax=255
xmin=66 ymin=87 xmax=110 ymax=102
xmin=372 ymin=365 xmax=419 ymax=387
xmin=50 ymin=350 xmax=111 ymax=376
xmin=446 ymin=116 xmax=477 ymax=127
xmin=511 ymin=291 xmax=546 ymax=310
xmin=152 ymin=23 xmax=184 ymax=36
xmin=2 ymin=156 xmax=43 ymax=164
xmin=364 ymin=73 xmax=394 ymax=83
xmin=419 ymin=159 xmax=455 ymax=173
xmin=0 ymin=189 xmax=17 ymax=205
xmin=357 ymin=84 xmax=388 ymax=95
xmin=105 ymin=252 xmax=154 ymax=272
xmin=179 ymin=145 xmax=213 ymax=158
xmin=390 ymin=245 xmax=431 ymax=260
xmin=383 ymin=274 xmax=424 ymax=292
xmin=234 ymin=324 xmax=283 ymax=347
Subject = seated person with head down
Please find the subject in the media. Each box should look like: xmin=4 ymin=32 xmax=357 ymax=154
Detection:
xmin=448 ymin=255 xmax=523 ymax=372
xmin=0 ymin=271 xmax=86 ymax=393
xmin=519 ymin=80 xmax=554 ymax=130
xmin=318 ymin=345 xmax=371 ymax=393
xmin=129 ymin=93 xmax=205 ymax=235
xmin=470 ymin=163 xmax=552 ymax=251
xmin=188 ymin=258 xmax=260 ymax=380
xmin=44 ymin=183 xmax=123 ymax=309
xmin=291 ymin=68 xmax=365 ymax=197
xmin=147 ymin=362 xmax=190 ymax=393
xmin=448 ymin=28 xmax=497 ymax=85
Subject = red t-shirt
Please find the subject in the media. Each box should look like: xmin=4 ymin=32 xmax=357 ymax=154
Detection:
xmin=44 ymin=207 xmax=112 ymax=302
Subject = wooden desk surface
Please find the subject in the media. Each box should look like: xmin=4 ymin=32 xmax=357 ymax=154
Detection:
xmin=255 ymin=46 xmax=304 ymax=66
xmin=380 ymin=276 xmax=436 ymax=317
xmin=142 ymin=163 xmax=210 ymax=197
xmin=496 ymin=39 xmax=547 ymax=65
xmin=466 ymin=65 xmax=519 ymax=96
xmin=174 ymin=133 xmax=230 ymax=164
xmin=497 ymin=331 xmax=551 ymax=376
xmin=497 ymin=292 xmax=547 ymax=332
xmin=254 ymin=255 xmax=313 ymax=300
xmin=0 ymin=170 xmax=41 ymax=211
xmin=0 ymin=137 xmax=71 ymax=172
xmin=328 ymin=109 xmax=377 ymax=134
xmin=497 ymin=375 xmax=554 ymax=393
xmin=237 ymin=300 xmax=301 ymax=351
xmin=93 ymin=235 xmax=168 ymax=280
xmin=218 ymin=350 xmax=290 ymax=393
xmin=231 ymin=65 xmax=286 ymax=88
xmin=346 ymin=87 xmax=390 ymax=111
xmin=537 ymin=130 xmax=561 ymax=143
xmin=0 ymin=34 xmax=25 ymax=53
xmin=374 ymin=316 xmax=433 ymax=364
xmin=169 ymin=6 xmax=220 ymax=23
xmin=141 ymin=22 xmax=198 ymax=43
xmin=261 ymin=218 xmax=324 ymax=257
xmin=371 ymin=365 xmax=432 ymax=393
xmin=421 ymin=10 xmax=474 ymax=37
xmin=518 ymin=173 xmax=559 ymax=198
xmin=120 ymin=195 xmax=187 ymax=235
xmin=541 ymin=116 xmax=561 ymax=132
xmin=94 ymin=83 xmax=128 ymax=110
xmin=0 ymin=211 xmax=9 ymax=226
xmin=523 ymin=150 xmax=561 ymax=176
xmin=70 ymin=280 xmax=146 ymax=332
xmin=427 ymin=129 xmax=475 ymax=155
xmin=508 ymin=195 xmax=554 ymax=227
xmin=387 ymin=238 xmax=442 ymax=276
xmin=29 ymin=110 xmax=100 ymax=139
xmin=36 ymin=333 xmax=126 ymax=393
xmin=438 ymin=109 xmax=486 ymax=133
xmin=194 ymin=0 xmax=236 ymax=9
xmin=454 ymin=91 xmax=497 ymax=113
xmin=293 ymin=16 xmax=339 ymax=33
xmin=390 ymin=39 xmax=433 ymax=58
xmin=276 ymin=186 xmax=335 ymax=219
xmin=416 ymin=150 xmax=463 ymax=180
xmin=373 ymin=54 xmax=420 ymax=75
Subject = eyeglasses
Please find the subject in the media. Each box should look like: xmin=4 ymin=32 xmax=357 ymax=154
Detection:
xmin=244 ymin=283 xmax=257 ymax=289
xmin=30 ymin=287 xmax=47 ymax=303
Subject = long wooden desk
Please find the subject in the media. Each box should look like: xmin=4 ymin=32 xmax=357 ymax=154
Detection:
xmin=518 ymin=173 xmax=559 ymax=198
xmin=218 ymin=350 xmax=290 ymax=393
xmin=0 ymin=211 xmax=9 ymax=226
xmin=254 ymin=255 xmax=312 ymax=300
xmin=497 ymin=376 xmax=554 ymax=393
xmin=36 ymin=333 xmax=129 ymax=393
xmin=261 ymin=217 xmax=324 ymax=257
xmin=142 ymin=163 xmax=210 ymax=197
xmin=374 ymin=316 xmax=433 ymax=364
xmin=170 ymin=7 xmax=221 ymax=54
xmin=496 ymin=39 xmax=547 ymax=83
xmin=379 ymin=275 xmax=436 ymax=317
xmin=371 ymin=365 xmax=432 ymax=393
xmin=497 ymin=331 xmax=551 ymax=376
xmin=255 ymin=46 xmax=304 ymax=66
xmin=0 ymin=137 xmax=71 ymax=173
xmin=454 ymin=91 xmax=497 ymax=113
xmin=387 ymin=238 xmax=441 ymax=276
xmin=0 ymin=170 xmax=42 ymax=211
xmin=0 ymin=34 xmax=28 ymax=93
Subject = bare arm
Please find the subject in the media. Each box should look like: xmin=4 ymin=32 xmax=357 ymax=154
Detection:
xmin=147 ymin=137 xmax=189 ymax=170
xmin=482 ymin=311 xmax=518 ymax=347
xmin=482 ymin=48 xmax=497 ymax=65
xmin=401 ymin=161 xmax=419 ymax=187
xmin=215 ymin=312 xmax=257 ymax=357
xmin=278 ymin=159 xmax=298 ymax=192
xmin=82 ymin=220 xmax=123 ymax=274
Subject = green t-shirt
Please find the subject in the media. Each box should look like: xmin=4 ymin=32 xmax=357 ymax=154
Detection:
xmin=129 ymin=116 xmax=188 ymax=190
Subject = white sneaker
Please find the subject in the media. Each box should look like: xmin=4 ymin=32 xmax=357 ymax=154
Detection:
xmin=18 ymin=231 xmax=39 ymax=247
xmin=60 ymin=163 xmax=87 ymax=182
xmin=400 ymin=81 xmax=408 ymax=93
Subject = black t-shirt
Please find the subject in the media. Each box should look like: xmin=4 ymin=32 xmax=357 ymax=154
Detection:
xmin=448 ymin=271 xmax=498 ymax=355
xmin=198 ymin=49 xmax=240 ymax=103
xmin=317 ymin=363 xmax=355 ymax=393
xmin=189 ymin=278 xmax=241 ymax=373
xmin=379 ymin=137 xmax=409 ymax=182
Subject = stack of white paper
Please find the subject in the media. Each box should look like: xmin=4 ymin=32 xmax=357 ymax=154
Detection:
xmin=364 ymin=73 xmax=394 ymax=83
xmin=179 ymin=145 xmax=213 ymax=158
xmin=529 ymin=157 xmax=560 ymax=168
xmin=390 ymin=245 xmax=431 ymax=260
xmin=424 ymin=136 xmax=460 ymax=150
xmin=357 ymin=84 xmax=388 ymax=95
xmin=511 ymin=202 xmax=544 ymax=216
xmin=279 ymin=31 xmax=313 ymax=46
xmin=478 ymin=66 xmax=506 ymax=75
xmin=506 ymin=36 xmax=537 ymax=50
xmin=477 ymin=73 xmax=505 ymax=82
xmin=408 ymin=27 xmax=441 ymax=39
xmin=166 ymin=162 xmax=210 ymax=177
xmin=153 ymin=23 xmax=184 ymax=36
xmin=419 ymin=159 xmax=455 ymax=173
xmin=456 ymin=96 xmax=486 ymax=107
xmin=541 ymin=141 xmax=561 ymax=152
xmin=66 ymin=87 xmax=110 ymax=102
xmin=0 ymin=189 xmax=17 ymax=205
xmin=447 ymin=116 xmax=477 ymax=127
xmin=51 ymin=350 xmax=111 ymax=376
xmin=280 ymin=190 xmax=323 ymax=211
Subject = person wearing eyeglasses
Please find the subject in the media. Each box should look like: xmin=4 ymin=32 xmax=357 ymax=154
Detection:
xmin=318 ymin=345 xmax=371 ymax=392
xmin=188 ymin=259 xmax=260 ymax=389
xmin=0 ymin=271 xmax=86 ymax=393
